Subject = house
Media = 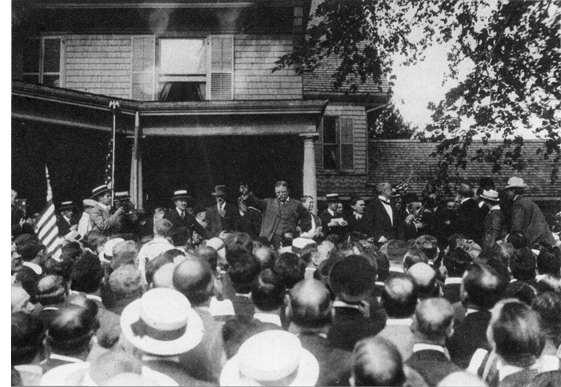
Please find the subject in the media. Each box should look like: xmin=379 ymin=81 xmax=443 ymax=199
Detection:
xmin=11 ymin=0 xmax=390 ymax=214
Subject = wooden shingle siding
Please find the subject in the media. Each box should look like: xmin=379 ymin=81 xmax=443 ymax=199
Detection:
xmin=65 ymin=35 xmax=132 ymax=99
xmin=234 ymin=35 xmax=302 ymax=100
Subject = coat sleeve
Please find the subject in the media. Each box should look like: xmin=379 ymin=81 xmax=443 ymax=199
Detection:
xmin=510 ymin=201 xmax=525 ymax=234
xmin=244 ymin=194 xmax=267 ymax=213
xmin=90 ymin=206 xmax=121 ymax=231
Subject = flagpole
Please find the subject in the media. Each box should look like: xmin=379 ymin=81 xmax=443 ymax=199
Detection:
xmin=109 ymin=100 xmax=120 ymax=203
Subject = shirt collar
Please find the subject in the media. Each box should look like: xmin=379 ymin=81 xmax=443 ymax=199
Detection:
xmin=328 ymin=208 xmax=336 ymax=217
xmin=63 ymin=215 xmax=71 ymax=222
xmin=378 ymin=195 xmax=390 ymax=204
xmin=97 ymin=202 xmax=109 ymax=211
xmin=49 ymin=354 xmax=84 ymax=363
xmin=461 ymin=198 xmax=470 ymax=204
xmin=22 ymin=261 xmax=42 ymax=275
xmin=490 ymin=204 xmax=501 ymax=210
xmin=333 ymin=300 xmax=360 ymax=310
xmin=176 ymin=207 xmax=184 ymax=216
xmin=413 ymin=343 xmax=446 ymax=354
xmin=142 ymin=354 xmax=180 ymax=363
xmin=386 ymin=318 xmax=413 ymax=326
xmin=254 ymin=313 xmax=282 ymax=327
xmin=497 ymin=360 xmax=527 ymax=382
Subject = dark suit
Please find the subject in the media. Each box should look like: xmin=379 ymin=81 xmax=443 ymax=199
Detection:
xmin=56 ymin=215 xmax=79 ymax=238
xmin=482 ymin=208 xmax=507 ymax=249
xmin=346 ymin=212 xmax=369 ymax=236
xmin=297 ymin=212 xmax=322 ymax=235
xmin=446 ymin=310 xmax=492 ymax=368
xmin=406 ymin=348 xmax=461 ymax=386
xmin=165 ymin=208 xmax=210 ymax=242
xmin=453 ymin=198 xmax=485 ymax=244
xmin=328 ymin=305 xmax=386 ymax=351
xmin=511 ymin=195 xmax=555 ymax=246
xmin=363 ymin=198 xmax=398 ymax=242
xmin=232 ymin=207 xmax=262 ymax=239
xmin=206 ymin=203 xmax=235 ymax=238
xmin=319 ymin=209 xmax=347 ymax=238
xmin=230 ymin=294 xmax=255 ymax=320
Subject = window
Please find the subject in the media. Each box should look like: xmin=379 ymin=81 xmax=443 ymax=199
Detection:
xmin=22 ymin=37 xmax=63 ymax=87
xmin=318 ymin=116 xmax=354 ymax=171
xmin=156 ymin=36 xmax=233 ymax=102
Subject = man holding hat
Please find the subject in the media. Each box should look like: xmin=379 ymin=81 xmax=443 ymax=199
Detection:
xmin=363 ymin=182 xmax=399 ymax=245
xmin=504 ymin=177 xmax=556 ymax=247
xmin=319 ymin=193 xmax=348 ymax=239
xmin=89 ymin=184 xmax=123 ymax=235
xmin=165 ymin=189 xmax=200 ymax=245
xmin=479 ymin=189 xmax=507 ymax=249
xmin=207 ymin=185 xmax=235 ymax=238
xmin=56 ymin=201 xmax=79 ymax=239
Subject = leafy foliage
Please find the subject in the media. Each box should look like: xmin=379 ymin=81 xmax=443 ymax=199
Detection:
xmin=275 ymin=0 xmax=560 ymax=182
xmin=369 ymin=102 xmax=415 ymax=139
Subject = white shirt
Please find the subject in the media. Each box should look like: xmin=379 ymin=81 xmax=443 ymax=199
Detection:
xmin=378 ymin=196 xmax=393 ymax=225
xmin=176 ymin=207 xmax=185 ymax=218
xmin=254 ymin=313 xmax=282 ymax=327
xmin=354 ymin=212 xmax=362 ymax=220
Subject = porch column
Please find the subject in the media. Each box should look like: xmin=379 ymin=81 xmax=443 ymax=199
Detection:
xmin=130 ymin=111 xmax=143 ymax=210
xmin=300 ymin=133 xmax=318 ymax=215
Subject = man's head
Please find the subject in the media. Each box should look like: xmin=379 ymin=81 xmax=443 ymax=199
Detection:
xmin=411 ymin=298 xmax=454 ymax=344
xmin=70 ymin=251 xmax=104 ymax=294
xmin=91 ymin=184 xmax=112 ymax=206
xmin=46 ymin=304 xmax=99 ymax=356
xmin=301 ymin=196 xmax=314 ymax=212
xmin=239 ymin=182 xmax=249 ymax=196
xmin=274 ymin=181 xmax=289 ymax=202
xmin=380 ymin=240 xmax=409 ymax=271
xmin=152 ymin=263 xmax=176 ymax=289
xmin=154 ymin=218 xmax=172 ymax=238
xmin=12 ymin=189 xmax=17 ymax=205
xmin=537 ymin=246 xmax=561 ymax=277
xmin=402 ymin=247 xmax=428 ymax=271
xmin=456 ymin=183 xmax=473 ymax=201
xmin=253 ymin=246 xmax=276 ymax=271
xmin=443 ymin=248 xmax=473 ymax=277
xmin=406 ymin=263 xmax=440 ymax=299
xmin=111 ymin=240 xmax=139 ymax=269
xmin=510 ymin=248 xmax=536 ymax=281
xmin=504 ymin=177 xmax=527 ymax=200
xmin=326 ymin=194 xmax=339 ymax=212
xmin=173 ymin=259 xmax=214 ymax=306
xmin=224 ymin=232 xmax=253 ymax=265
xmin=195 ymin=245 xmax=219 ymax=271
xmin=108 ymin=265 xmax=143 ymax=300
xmin=461 ymin=263 xmax=504 ymax=309
xmin=152 ymin=207 xmax=165 ymax=223
xmin=350 ymin=197 xmax=366 ymax=215
xmin=11 ymin=312 xmax=45 ymax=365
xmin=381 ymin=274 xmax=418 ymax=319
xmin=228 ymin=254 xmax=261 ymax=294
xmin=415 ymin=235 xmax=439 ymax=262
xmin=36 ymin=275 xmax=68 ymax=306
xmin=275 ymin=252 xmax=306 ymax=290
xmin=351 ymin=337 xmax=405 ymax=387
xmin=144 ymin=253 xmax=174 ymax=286
xmin=60 ymin=203 xmax=75 ymax=219
xmin=212 ymin=185 xmax=227 ymax=206
xmin=288 ymin=279 xmax=332 ymax=329
xmin=173 ymin=194 xmax=188 ymax=211
xmin=11 ymin=285 xmax=35 ymax=313
xmin=251 ymin=269 xmax=285 ymax=312
xmin=376 ymin=183 xmax=392 ymax=200
xmin=98 ymin=191 xmax=112 ymax=206
xmin=15 ymin=234 xmax=43 ymax=262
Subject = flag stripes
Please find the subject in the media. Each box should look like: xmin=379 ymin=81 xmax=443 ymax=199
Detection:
xmin=34 ymin=166 xmax=62 ymax=260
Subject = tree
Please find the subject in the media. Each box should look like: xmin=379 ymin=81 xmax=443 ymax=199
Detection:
xmin=369 ymin=102 xmax=415 ymax=139
xmin=274 ymin=0 xmax=560 ymax=182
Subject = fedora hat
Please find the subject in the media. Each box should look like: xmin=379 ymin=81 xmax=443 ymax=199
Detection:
xmin=58 ymin=201 xmax=75 ymax=211
xmin=480 ymin=189 xmax=500 ymax=202
xmin=91 ymin=184 xmax=111 ymax=199
xmin=211 ymin=185 xmax=228 ymax=196
xmin=329 ymin=255 xmax=376 ymax=303
xmin=505 ymin=177 xmax=528 ymax=189
xmin=325 ymin=193 xmax=339 ymax=202
xmin=120 ymin=288 xmax=204 ymax=356
xmin=172 ymin=190 xmax=191 ymax=201
xmin=220 ymin=330 xmax=319 ymax=386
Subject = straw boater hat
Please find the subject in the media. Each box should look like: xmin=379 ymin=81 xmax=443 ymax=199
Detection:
xmin=504 ymin=177 xmax=528 ymax=189
xmin=114 ymin=191 xmax=131 ymax=201
xmin=58 ymin=201 xmax=75 ymax=211
xmin=479 ymin=189 xmax=500 ymax=202
xmin=120 ymin=288 xmax=204 ymax=356
xmin=91 ymin=184 xmax=111 ymax=199
xmin=325 ymin=193 xmax=339 ymax=202
xmin=172 ymin=190 xmax=191 ymax=201
xmin=220 ymin=330 xmax=319 ymax=386
xmin=211 ymin=185 xmax=228 ymax=196
xmin=329 ymin=255 xmax=376 ymax=303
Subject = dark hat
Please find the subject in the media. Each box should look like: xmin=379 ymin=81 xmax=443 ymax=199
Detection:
xmin=91 ymin=185 xmax=112 ymax=199
xmin=402 ymin=192 xmax=420 ymax=205
xmin=172 ymin=190 xmax=191 ymax=201
xmin=193 ymin=205 xmax=207 ymax=216
xmin=59 ymin=201 xmax=75 ymax=211
xmin=325 ymin=193 xmax=339 ymax=202
xmin=114 ymin=191 xmax=131 ymax=202
xmin=329 ymin=255 xmax=376 ymax=303
xmin=211 ymin=185 xmax=227 ymax=196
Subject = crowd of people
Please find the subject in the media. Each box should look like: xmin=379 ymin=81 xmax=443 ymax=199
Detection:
xmin=10 ymin=176 xmax=561 ymax=386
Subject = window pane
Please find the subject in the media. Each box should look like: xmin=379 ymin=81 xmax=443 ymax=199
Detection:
xmin=43 ymin=39 xmax=61 ymax=73
xmin=340 ymin=118 xmax=353 ymax=143
xmin=22 ymin=74 xmax=39 ymax=84
xmin=43 ymin=75 xmax=60 ymax=87
xmin=159 ymin=82 xmax=206 ymax=102
xmin=323 ymin=144 xmax=338 ymax=170
xmin=341 ymin=144 xmax=354 ymax=170
xmin=160 ymin=39 xmax=206 ymax=75
xmin=23 ymin=39 xmax=40 ymax=73
xmin=323 ymin=117 xmax=337 ymax=144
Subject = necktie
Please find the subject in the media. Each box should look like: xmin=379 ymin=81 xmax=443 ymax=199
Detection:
xmin=219 ymin=205 xmax=225 ymax=217
xmin=181 ymin=211 xmax=185 ymax=219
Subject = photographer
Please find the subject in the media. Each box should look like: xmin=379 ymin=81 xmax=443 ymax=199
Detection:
xmin=113 ymin=191 xmax=142 ymax=235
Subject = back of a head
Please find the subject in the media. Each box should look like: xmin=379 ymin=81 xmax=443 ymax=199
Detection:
xmin=144 ymin=253 xmax=174 ymax=286
xmin=531 ymin=292 xmax=561 ymax=341
xmin=224 ymin=232 xmax=253 ymax=265
xmin=61 ymin=241 xmax=83 ymax=262
xmin=406 ymin=263 xmax=439 ymax=299
xmin=281 ymin=230 xmax=295 ymax=248
xmin=457 ymin=184 xmax=473 ymax=199
xmin=437 ymin=371 xmax=487 ymax=387
xmin=275 ymin=252 xmax=306 ymax=289
xmin=154 ymin=218 xmax=172 ymax=238
xmin=108 ymin=265 xmax=143 ymax=299
xmin=352 ymin=336 xmax=405 ymax=386
xmin=381 ymin=274 xmax=417 ymax=319
xmin=195 ymin=245 xmax=219 ymax=270
xmin=251 ymin=269 xmax=285 ymax=312
xmin=489 ymin=300 xmax=545 ymax=366
xmin=403 ymin=247 xmax=428 ymax=271
xmin=382 ymin=240 xmax=409 ymax=267
xmin=70 ymin=251 xmax=104 ymax=293
xmin=152 ymin=263 xmax=176 ymax=289
xmin=537 ymin=246 xmax=561 ymax=277
xmin=11 ymin=312 xmax=45 ymax=365
xmin=173 ymin=259 xmax=213 ymax=306
xmin=111 ymin=240 xmax=139 ymax=270
xmin=289 ymin=279 xmax=331 ymax=328
xmin=510 ymin=248 xmax=536 ymax=281
xmin=413 ymin=298 xmax=454 ymax=342
xmin=46 ymin=304 xmax=99 ymax=355
xmin=506 ymin=232 xmax=529 ymax=249
xmin=443 ymin=248 xmax=473 ymax=277
xmin=15 ymin=234 xmax=43 ymax=262
xmin=227 ymin=253 xmax=261 ymax=294
xmin=36 ymin=275 xmax=67 ymax=306
xmin=82 ymin=231 xmax=107 ymax=253
xmin=90 ymin=351 xmax=142 ymax=386
xmin=415 ymin=235 xmax=439 ymax=261
xmin=253 ymin=246 xmax=276 ymax=270
xmin=463 ymin=263 xmax=503 ymax=310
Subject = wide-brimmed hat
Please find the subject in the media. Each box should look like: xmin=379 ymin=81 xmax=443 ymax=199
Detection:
xmin=120 ymin=288 xmax=204 ymax=356
xmin=480 ymin=189 xmax=500 ymax=202
xmin=504 ymin=177 xmax=528 ymax=189
xmin=329 ymin=255 xmax=376 ymax=303
xmin=114 ymin=191 xmax=131 ymax=202
xmin=211 ymin=185 xmax=228 ymax=196
xmin=172 ymin=190 xmax=191 ymax=201
xmin=325 ymin=193 xmax=339 ymax=202
xmin=220 ymin=330 xmax=319 ymax=386
xmin=99 ymin=238 xmax=125 ymax=262
xmin=58 ymin=201 xmax=75 ymax=211
xmin=91 ymin=184 xmax=111 ymax=199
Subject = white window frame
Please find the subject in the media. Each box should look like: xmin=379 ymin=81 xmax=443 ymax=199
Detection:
xmin=22 ymin=36 xmax=65 ymax=88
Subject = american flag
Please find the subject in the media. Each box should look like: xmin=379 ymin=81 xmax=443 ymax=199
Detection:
xmin=103 ymin=136 xmax=113 ymax=189
xmin=34 ymin=166 xmax=62 ymax=260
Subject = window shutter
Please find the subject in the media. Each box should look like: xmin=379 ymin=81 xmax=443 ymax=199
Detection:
xmin=132 ymin=36 xmax=155 ymax=101
xmin=340 ymin=117 xmax=354 ymax=170
xmin=210 ymin=36 xmax=233 ymax=100
xmin=315 ymin=122 xmax=323 ymax=170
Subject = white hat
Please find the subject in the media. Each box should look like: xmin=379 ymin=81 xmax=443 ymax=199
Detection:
xmin=479 ymin=189 xmax=500 ymax=202
xmin=120 ymin=288 xmax=204 ymax=356
xmin=292 ymin=237 xmax=316 ymax=254
xmin=206 ymin=237 xmax=226 ymax=261
xmin=504 ymin=177 xmax=528 ymax=189
xmin=40 ymin=362 xmax=178 ymax=386
xmin=99 ymin=238 xmax=125 ymax=261
xmin=220 ymin=330 xmax=319 ymax=386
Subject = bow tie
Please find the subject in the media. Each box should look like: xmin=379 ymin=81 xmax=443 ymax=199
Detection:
xmin=379 ymin=199 xmax=391 ymax=205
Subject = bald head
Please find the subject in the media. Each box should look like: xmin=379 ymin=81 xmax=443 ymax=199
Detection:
xmin=407 ymin=263 xmax=439 ymax=298
xmin=413 ymin=298 xmax=454 ymax=343
xmin=289 ymin=279 xmax=332 ymax=328
xmin=36 ymin=275 xmax=67 ymax=306
xmin=173 ymin=259 xmax=213 ymax=306
xmin=438 ymin=371 xmax=487 ymax=387
xmin=352 ymin=337 xmax=405 ymax=386
xmin=152 ymin=263 xmax=176 ymax=289
xmin=381 ymin=274 xmax=417 ymax=318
